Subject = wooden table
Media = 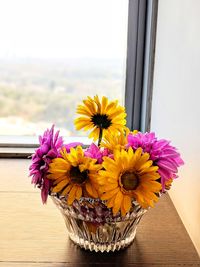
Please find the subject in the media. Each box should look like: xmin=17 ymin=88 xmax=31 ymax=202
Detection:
xmin=0 ymin=159 xmax=199 ymax=267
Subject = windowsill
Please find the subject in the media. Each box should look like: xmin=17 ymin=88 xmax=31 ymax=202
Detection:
xmin=0 ymin=147 xmax=34 ymax=158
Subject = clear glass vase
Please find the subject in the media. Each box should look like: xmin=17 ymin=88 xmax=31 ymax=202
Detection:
xmin=51 ymin=194 xmax=147 ymax=252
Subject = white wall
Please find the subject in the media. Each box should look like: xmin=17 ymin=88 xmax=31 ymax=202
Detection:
xmin=151 ymin=0 xmax=200 ymax=255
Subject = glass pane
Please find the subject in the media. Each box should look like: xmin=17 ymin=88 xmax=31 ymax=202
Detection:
xmin=0 ymin=0 xmax=128 ymax=138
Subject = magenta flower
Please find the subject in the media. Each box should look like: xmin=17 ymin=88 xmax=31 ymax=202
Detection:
xmin=127 ymin=132 xmax=157 ymax=154
xmin=29 ymin=125 xmax=63 ymax=203
xmin=127 ymin=132 xmax=184 ymax=190
xmin=84 ymin=143 xmax=110 ymax=163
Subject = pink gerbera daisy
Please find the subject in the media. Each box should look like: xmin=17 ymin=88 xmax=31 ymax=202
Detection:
xmin=29 ymin=125 xmax=63 ymax=203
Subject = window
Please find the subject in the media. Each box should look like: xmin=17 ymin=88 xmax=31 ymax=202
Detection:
xmin=0 ymin=0 xmax=128 ymax=138
xmin=0 ymin=0 xmax=158 ymax=155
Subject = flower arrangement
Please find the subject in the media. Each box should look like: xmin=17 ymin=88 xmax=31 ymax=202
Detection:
xmin=29 ymin=95 xmax=184 ymax=252
xmin=29 ymin=95 xmax=184 ymax=217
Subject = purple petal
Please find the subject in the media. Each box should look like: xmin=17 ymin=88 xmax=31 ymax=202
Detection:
xmin=29 ymin=124 xmax=63 ymax=203
xmin=158 ymin=168 xmax=171 ymax=181
xmin=157 ymin=159 xmax=178 ymax=173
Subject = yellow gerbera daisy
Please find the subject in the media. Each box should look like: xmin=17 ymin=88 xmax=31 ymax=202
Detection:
xmin=74 ymin=95 xmax=127 ymax=143
xmin=48 ymin=146 xmax=102 ymax=205
xmin=101 ymin=129 xmax=130 ymax=152
xmin=98 ymin=147 xmax=161 ymax=216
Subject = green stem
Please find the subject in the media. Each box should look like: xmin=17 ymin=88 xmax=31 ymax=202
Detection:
xmin=98 ymin=128 xmax=103 ymax=147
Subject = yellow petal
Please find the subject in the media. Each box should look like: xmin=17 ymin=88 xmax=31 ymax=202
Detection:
xmin=61 ymin=184 xmax=73 ymax=196
xmin=67 ymin=185 xmax=78 ymax=205
xmin=101 ymin=187 xmax=119 ymax=200
xmin=52 ymin=179 xmax=69 ymax=193
xmin=85 ymin=182 xmax=98 ymax=198
xmin=122 ymin=195 xmax=132 ymax=214
xmin=75 ymin=186 xmax=82 ymax=200
xmin=112 ymin=191 xmax=123 ymax=215
xmin=106 ymin=195 xmax=116 ymax=208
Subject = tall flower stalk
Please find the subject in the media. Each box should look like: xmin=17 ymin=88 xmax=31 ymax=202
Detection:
xmin=98 ymin=127 xmax=103 ymax=146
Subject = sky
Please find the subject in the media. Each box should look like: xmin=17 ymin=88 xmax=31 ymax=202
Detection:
xmin=0 ymin=0 xmax=128 ymax=59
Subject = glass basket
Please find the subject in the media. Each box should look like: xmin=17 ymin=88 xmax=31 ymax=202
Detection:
xmin=51 ymin=194 xmax=147 ymax=252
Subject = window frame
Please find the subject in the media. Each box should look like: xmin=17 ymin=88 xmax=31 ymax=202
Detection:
xmin=0 ymin=0 xmax=158 ymax=157
xmin=125 ymin=0 xmax=158 ymax=132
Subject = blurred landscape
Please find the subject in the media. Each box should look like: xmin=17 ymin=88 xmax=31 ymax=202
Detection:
xmin=0 ymin=58 xmax=125 ymax=137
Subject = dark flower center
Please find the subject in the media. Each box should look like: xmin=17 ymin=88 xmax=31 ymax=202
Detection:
xmin=69 ymin=167 xmax=88 ymax=184
xmin=121 ymin=171 xmax=139 ymax=191
xmin=91 ymin=114 xmax=112 ymax=129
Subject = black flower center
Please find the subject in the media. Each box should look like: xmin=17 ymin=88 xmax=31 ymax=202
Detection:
xmin=69 ymin=167 xmax=88 ymax=184
xmin=91 ymin=114 xmax=112 ymax=129
xmin=121 ymin=171 xmax=139 ymax=191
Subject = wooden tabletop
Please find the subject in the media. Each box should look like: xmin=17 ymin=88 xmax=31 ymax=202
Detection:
xmin=0 ymin=159 xmax=199 ymax=267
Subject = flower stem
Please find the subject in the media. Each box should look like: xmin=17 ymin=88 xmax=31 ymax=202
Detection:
xmin=98 ymin=128 xmax=103 ymax=147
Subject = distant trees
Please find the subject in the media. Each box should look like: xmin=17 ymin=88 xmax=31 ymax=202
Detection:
xmin=0 ymin=59 xmax=123 ymax=136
